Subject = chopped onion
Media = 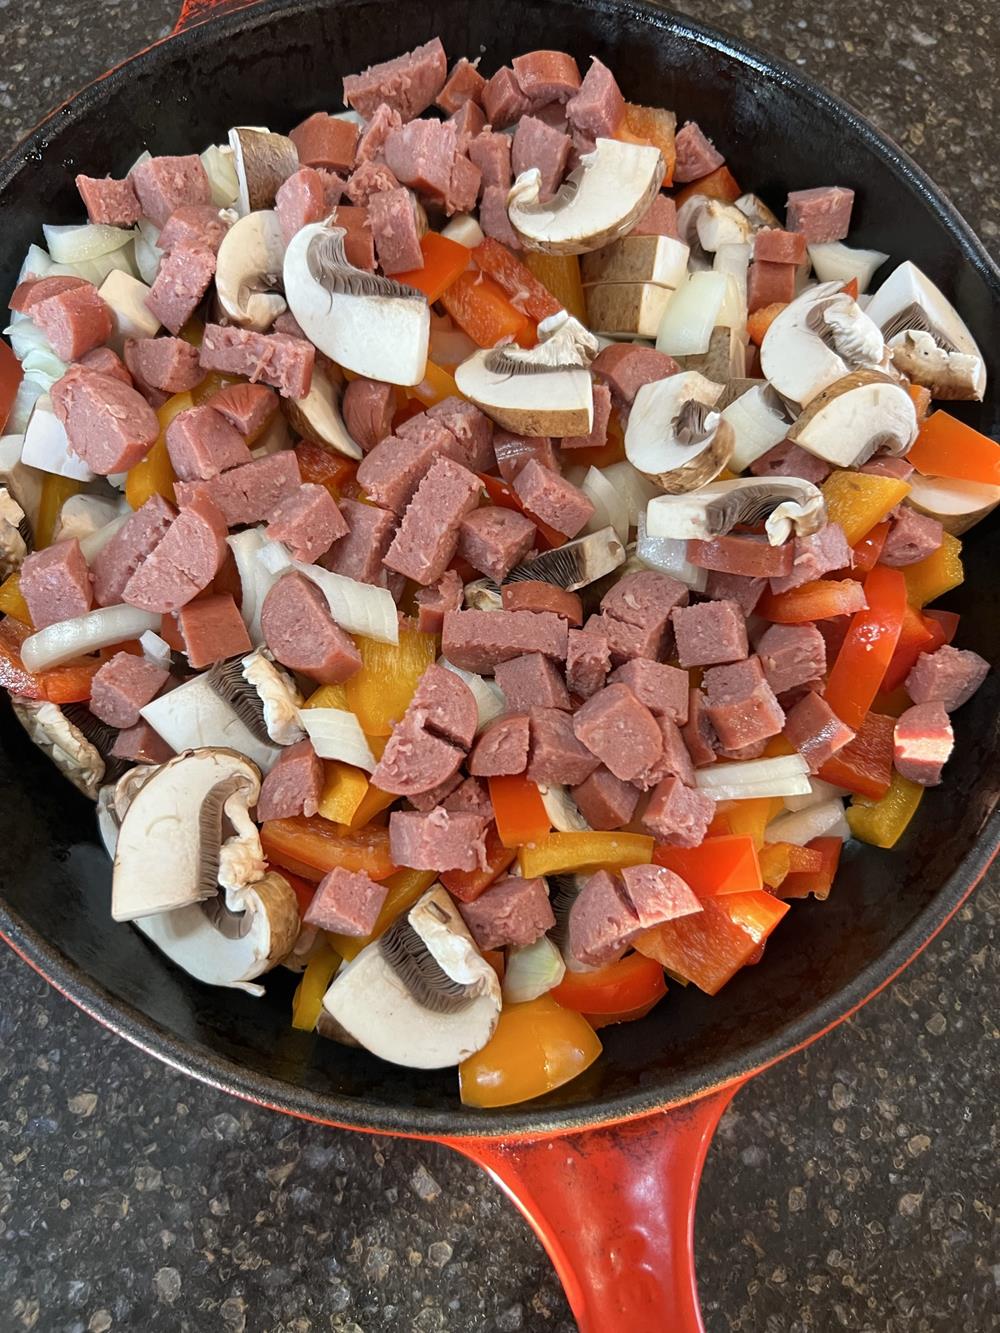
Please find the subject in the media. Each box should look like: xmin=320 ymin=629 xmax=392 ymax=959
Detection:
xmin=129 ymin=149 xmax=151 ymax=172
xmin=134 ymin=219 xmax=163 ymax=286
xmin=228 ymin=527 xmax=279 ymax=644
xmin=502 ymin=936 xmax=566 ymax=1003
xmin=20 ymin=398 xmax=94 ymax=482
xmin=601 ymin=460 xmax=660 ymax=527
xmin=695 ymin=754 xmax=810 ymax=801
xmin=300 ymin=707 xmax=376 ymax=772
xmin=655 ymin=271 xmax=728 ymax=356
xmin=722 ymin=384 xmax=790 ymax=472
xmin=538 ymin=783 xmax=591 ymax=832
xmin=807 ymin=242 xmax=889 ymax=295
xmin=783 ymin=778 xmax=850 ymax=813
xmin=43 ymin=223 xmax=135 ymax=264
xmin=439 ymin=657 xmax=505 ymax=731
xmin=53 ymin=492 xmax=120 ymax=544
xmin=201 ymin=144 xmax=240 ymax=208
xmin=140 ymin=630 xmax=173 ymax=671
xmin=21 ymin=346 xmax=68 ymax=393
xmin=764 ymin=799 xmax=846 ymax=846
xmin=581 ymin=465 xmax=629 ymax=542
xmin=259 ymin=544 xmax=399 ymax=645
xmin=441 ymin=213 xmax=485 ymax=248
xmin=67 ymin=246 xmax=138 ymax=286
xmin=4 ymin=316 xmax=60 ymax=365
xmin=79 ymin=512 xmax=130 ymax=563
xmin=635 ymin=511 xmax=707 ymax=590
xmin=21 ymin=605 xmax=160 ymax=671
xmin=714 ymin=242 xmax=751 ymax=303
xmin=16 ymin=243 xmax=53 ymax=285
xmin=5 ymin=379 xmax=45 ymax=434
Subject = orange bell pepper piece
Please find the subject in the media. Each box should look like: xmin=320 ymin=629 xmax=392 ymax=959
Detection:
xmin=0 ymin=617 xmax=102 ymax=704
xmin=552 ymin=951 xmax=666 ymax=1014
xmin=126 ymin=391 xmax=190 ymax=509
xmin=327 ymin=868 xmax=437 ymax=961
xmin=747 ymin=302 xmax=787 ymax=347
xmin=521 ymin=252 xmax=587 ymax=324
xmin=294 ymin=439 xmax=358 ymax=499
xmin=35 ymin=474 xmax=84 ymax=549
xmin=440 ymin=270 xmax=536 ymax=348
xmin=459 ymin=995 xmax=602 ymax=1108
xmin=347 ymin=781 xmax=396 ymax=831
xmin=260 ymin=816 xmax=396 ymax=883
xmin=394 ymin=231 xmax=470 ymax=302
xmin=820 ymin=469 xmax=911 ymax=545
xmin=923 ymin=608 xmax=959 ymax=644
xmin=518 ymin=831 xmax=654 ymax=879
xmin=478 ymin=472 xmax=566 ymax=550
xmin=617 ymin=104 xmax=677 ymax=183
xmin=408 ymin=359 xmax=463 ymax=408
xmin=907 ymin=410 xmax=1000 ymax=486
xmin=849 ymin=520 xmax=890 ymax=577
xmin=714 ymin=796 xmax=784 ymax=849
xmin=903 ymin=532 xmax=963 ymax=608
xmin=758 ymin=842 xmax=824 ymax=890
xmin=824 ymin=566 xmax=906 ymax=730
xmin=846 ymin=771 xmax=924 ymax=848
xmin=880 ymin=604 xmax=938 ymax=692
xmin=636 ymin=892 xmax=786 ymax=995
xmin=757 ymin=578 xmax=867 ymax=624
xmin=777 ymin=836 xmax=842 ymax=900
xmin=316 ymin=762 xmax=370 ymax=826
xmin=905 ymin=382 xmax=932 ymax=423
xmin=673 ymin=163 xmax=742 ymax=209
xmin=0 ymin=338 xmax=22 ymax=433
xmin=344 ymin=625 xmax=438 ymax=736
xmin=440 ymin=823 xmax=517 ymax=902
xmin=489 ymin=773 xmax=552 ymax=848
xmin=0 ymin=571 xmax=31 ymax=624
xmin=818 ymin=710 xmax=894 ymax=799
xmin=653 ymin=835 xmax=762 ymax=895
xmin=472 ymin=237 xmax=563 ymax=322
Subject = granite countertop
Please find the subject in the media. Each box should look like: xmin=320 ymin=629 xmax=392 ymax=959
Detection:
xmin=1 ymin=3 xmax=998 ymax=1330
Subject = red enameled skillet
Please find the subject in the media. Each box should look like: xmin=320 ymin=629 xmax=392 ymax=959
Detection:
xmin=1 ymin=2 xmax=998 ymax=1327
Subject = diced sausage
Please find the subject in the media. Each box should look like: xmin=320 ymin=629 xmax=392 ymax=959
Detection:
xmin=389 ymin=806 xmax=489 ymax=872
xmin=448 ymin=101 xmax=487 ymax=147
xmin=893 ymin=703 xmax=954 ymax=786
xmin=566 ymin=870 xmax=637 ymax=967
xmin=321 ymin=498 xmax=398 ymax=585
xmin=124 ymin=335 xmax=203 ymax=394
xmin=342 ymin=377 xmax=396 ymax=451
xmin=501 ymin=582 xmax=583 ymax=626
xmin=345 ymin=160 xmax=401 ymax=207
xmin=304 ymin=865 xmax=388 ymax=936
xmin=493 ymin=430 xmax=557 ymax=483
xmin=174 ymin=452 xmax=302 ymax=526
xmin=468 ymin=131 xmax=512 ymax=190
xmin=426 ymin=397 xmax=496 ymax=473
xmin=571 ymin=766 xmax=639 ymax=831
xmin=78 ymin=346 xmax=131 ymax=384
xmin=407 ymin=662 xmax=479 ymax=747
xmin=600 ymin=570 xmax=688 ymax=663
xmin=146 ymin=243 xmax=217 ymax=334
xmin=783 ymin=689 xmax=855 ymax=772
xmin=368 ymin=186 xmax=423 ymax=274
xmin=274 ymin=166 xmax=329 ymax=245
xmin=620 ymin=863 xmax=702 ymax=928
xmin=671 ymin=599 xmax=748 ymax=668
xmin=437 ymin=57 xmax=486 ymax=114
xmin=756 ymin=623 xmax=827 ymax=695
xmin=356 ymin=102 xmax=402 ymax=164
xmin=703 ymin=656 xmax=785 ymax=750
xmin=122 ymin=494 xmax=228 ymax=613
xmin=343 ymin=38 xmax=448 ymax=122
xmin=383 ymin=119 xmax=458 ymax=205
xmin=328 ymin=204 xmax=376 ymax=271
xmin=572 ymin=683 xmax=663 ymax=783
xmin=513 ymin=458 xmax=594 ymax=538
xmin=76 ymin=174 xmax=142 ymax=226
xmin=512 ymin=51 xmax=581 ymax=104
xmin=495 ymin=652 xmax=571 ymax=712
xmin=266 ymin=484 xmax=348 ymax=563
xmin=565 ymin=627 xmax=610 ymax=699
xmin=703 ymin=570 xmax=766 ymax=618
xmin=373 ymin=712 xmax=463 ymax=798
xmin=747 ymin=260 xmax=796 ymax=313
xmin=406 ymin=769 xmax=464 ymax=813
xmin=414 ymin=569 xmax=463 ymax=634
xmin=441 ymin=775 xmax=493 ymax=820
xmin=9 ymin=275 xmax=88 ymax=313
xmin=178 ymin=592 xmax=253 ymax=669
xmin=482 ymin=66 xmax=533 ymax=128
xmin=769 ymin=524 xmax=853 ymax=593
xmin=289 ymin=112 xmax=359 ymax=171
xmin=672 ymin=121 xmax=725 ymax=183
xmin=591 ymin=342 xmax=678 ymax=407
xmin=157 ymin=204 xmax=231 ymax=254
xmin=635 ymin=714 xmax=695 ymax=791
xmin=632 ymin=193 xmax=679 ymax=238
xmin=468 ymin=713 xmax=531 ymax=777
xmin=459 ymin=875 xmax=554 ymax=950
xmin=688 ymin=534 xmax=794 ymax=579
xmin=880 ymin=505 xmax=944 ymax=568
xmin=356 ymin=424 xmax=460 ymax=514
xmin=111 ymin=719 xmax=174 ymax=765
xmin=199 ymin=324 xmax=314 ymax=399
xmin=511 ymin=116 xmax=571 ymax=201
xmin=91 ymin=495 xmax=176 ymax=607
xmin=129 ymin=155 xmax=211 ymax=227
xmin=528 ymin=707 xmax=600 ymax=785
xmin=458 ymin=506 xmax=536 ymax=580
xmin=750 ymin=440 xmax=831 ymax=486
xmin=206 ymin=383 xmax=278 ymax=438
xmin=785 ymin=186 xmax=855 ymax=244
xmin=754 ymin=227 xmax=808 ymax=265
xmin=256 ymin=739 xmax=324 ymax=822
xmin=859 ymin=454 xmax=914 ymax=481
xmin=260 ymin=571 xmax=362 ymax=684
xmin=608 ymin=659 xmax=688 ymax=723
xmin=442 ymin=609 xmax=569 ymax=674
xmin=680 ymin=687 xmax=717 ymax=768
xmin=478 ymin=185 xmax=522 ymax=249
xmin=565 ymin=58 xmax=625 ymax=139
xmin=905 ymin=644 xmax=989 ymax=712
xmin=642 ymin=774 xmax=715 ymax=847
xmin=50 ymin=366 xmax=159 ymax=474
xmin=27 ymin=281 xmax=113 ymax=362
xmin=20 ymin=538 xmax=93 ymax=630
xmin=561 ymin=383 xmax=612 ymax=450
xmin=383 ymin=455 xmax=481 ymax=585
xmin=165 ymin=405 xmax=253 ymax=481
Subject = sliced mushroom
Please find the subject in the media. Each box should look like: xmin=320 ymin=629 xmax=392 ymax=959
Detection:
xmin=786 ymin=369 xmax=918 ymax=466
xmin=215 ymin=210 xmax=288 ymax=331
xmin=645 ymin=476 xmax=827 ymax=545
xmin=626 ymin=371 xmax=732 ymax=492
xmin=283 ymin=364 xmax=363 ymax=460
xmin=463 ymin=577 xmax=503 ymax=611
xmin=580 ymin=234 xmax=690 ymax=288
xmin=503 ymin=525 xmax=627 ymax=590
xmin=0 ymin=485 xmax=28 ymax=578
xmin=537 ymin=783 xmax=591 ymax=832
xmin=321 ymin=886 xmax=502 ymax=1068
xmin=139 ymin=663 xmax=283 ymax=773
xmin=283 ymin=222 xmax=429 ymax=385
xmin=229 ymin=126 xmax=299 ymax=214
xmin=112 ymin=748 xmax=265 ymax=922
xmin=723 ymin=382 xmax=793 ymax=470
xmin=507 ymin=137 xmax=665 ymax=255
xmin=889 ymin=330 xmax=984 ymax=402
xmin=584 ymin=281 xmax=674 ymax=339
xmin=734 ymin=192 xmax=781 ymax=231
xmin=454 ymin=311 xmax=597 ymax=435
xmin=11 ymin=698 xmax=104 ymax=797
xmin=862 ymin=260 xmax=985 ymax=401
xmin=695 ymin=199 xmax=752 ymax=252
xmin=905 ymin=474 xmax=1000 ymax=535
xmin=677 ymin=325 xmax=747 ymax=381
xmin=240 ymin=648 xmax=305 ymax=745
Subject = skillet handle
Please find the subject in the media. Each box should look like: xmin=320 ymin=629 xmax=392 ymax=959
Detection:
xmin=173 ymin=0 xmax=262 ymax=33
xmin=451 ymin=1083 xmax=742 ymax=1333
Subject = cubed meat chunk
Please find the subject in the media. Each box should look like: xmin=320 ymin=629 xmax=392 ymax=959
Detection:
xmin=671 ymin=599 xmax=748 ymax=668
xmin=880 ymin=505 xmax=944 ymax=568
xmin=76 ymin=174 xmax=141 ymax=226
xmin=495 ymin=652 xmax=571 ymax=712
xmin=50 ymin=366 xmax=159 ymax=475
xmin=121 ymin=495 xmax=228 ymax=614
xmin=199 ymin=324 xmax=314 ymax=399
xmin=756 ymin=623 xmax=827 ymax=696
xmin=19 ymin=538 xmax=92 ymax=630
xmin=893 ymin=703 xmax=954 ymax=786
xmin=571 ymin=767 xmax=639 ymax=831
xmin=383 ymin=455 xmax=481 ymax=585
xmin=343 ymin=38 xmax=448 ymax=122
xmin=468 ymin=714 xmax=531 ymax=777
xmin=165 ymin=405 xmax=253 ymax=481
xmin=565 ymin=58 xmax=625 ymax=139
xmin=785 ymin=186 xmax=855 ymax=244
xmin=89 ymin=652 xmax=169 ymax=729
xmin=304 ymin=866 xmax=389 ymax=935
xmin=441 ymin=609 xmax=568 ymax=674
xmin=904 ymin=644 xmax=989 ymax=712
xmin=177 ymin=592 xmax=252 ymax=669
xmin=642 ymin=775 xmax=715 ymax=847
xmin=388 ymin=807 xmax=489 ymax=873
xmin=672 ymin=121 xmax=724 ymax=183
xmin=321 ymin=499 xmax=398 ymax=586
xmin=146 ymin=244 xmax=216 ymax=335
xmin=565 ymin=627 xmax=610 ymax=699
xmin=703 ymin=656 xmax=785 ymax=750
xmin=342 ymin=377 xmax=396 ymax=452
xmin=783 ymin=690 xmax=855 ymax=772
xmin=572 ymin=683 xmax=663 ymax=783
xmin=260 ymin=571 xmax=362 ymax=684
xmin=769 ymin=525 xmax=852 ymax=594
xmin=459 ymin=875 xmax=554 ymax=950
xmin=266 ymin=484 xmax=348 ymax=563
xmin=414 ymin=569 xmax=463 ymax=635
xmin=289 ymin=112 xmax=359 ymax=171
xmin=256 ymin=739 xmax=323 ymax=822
xmin=129 ymin=154 xmax=211 ymax=227
xmin=527 ymin=707 xmax=600 ymax=785
xmin=458 ymin=506 xmax=536 ymax=580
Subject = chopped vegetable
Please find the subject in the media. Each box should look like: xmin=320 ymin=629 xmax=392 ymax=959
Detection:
xmin=478 ymin=472 xmax=566 ymax=549
xmin=881 ymin=605 xmax=938 ymax=692
xmin=502 ymin=935 xmax=566 ymax=1003
xmin=394 ymin=232 xmax=470 ymax=302
xmin=849 ymin=520 xmax=890 ymax=576
xmin=636 ymin=892 xmax=786 ymax=995
xmin=902 ymin=532 xmax=963 ymax=607
xmin=552 ymin=951 xmax=667 ymax=1014
xmin=21 ymin=604 xmax=160 ymax=672
xmin=907 ymin=410 xmax=1000 ymax=486
xmin=259 ymin=542 xmax=399 ymax=644
xmin=820 ymin=469 xmax=910 ymax=545
xmin=0 ymin=572 xmax=31 ymax=625
xmin=777 ymin=836 xmax=842 ymax=900
xmin=518 ymin=831 xmax=654 ymax=878
xmin=36 ymin=474 xmax=84 ymax=549
xmin=317 ymin=761 xmax=370 ymax=825
xmin=846 ymin=772 xmax=925 ymax=848
xmin=757 ymin=578 xmax=868 ymax=624
xmin=0 ymin=339 xmax=22 ymax=433
xmin=710 ymin=796 xmax=784 ymax=848
xmin=440 ymin=271 xmax=536 ymax=349
xmin=294 ymin=440 xmax=358 ymax=498
xmin=823 ymin=566 xmax=906 ymax=730
xmin=297 ymin=707 xmax=377 ymax=771
xmin=408 ymin=359 xmax=463 ymax=408
xmin=673 ymin=163 xmax=742 ymax=208
xmin=291 ymin=941 xmax=340 ymax=1031
xmin=440 ymin=824 xmax=517 ymax=903
xmin=471 ymin=238 xmax=563 ymax=322
xmin=521 ymin=252 xmax=587 ymax=324
xmin=125 ymin=392 xmax=189 ymax=509
xmin=763 ymin=799 xmax=848 ymax=847
xmin=260 ymin=816 xmax=396 ymax=883
xmin=344 ymin=626 xmax=437 ymax=736
xmin=695 ymin=754 xmax=811 ymax=801
xmin=489 ymin=774 xmax=552 ymax=849
xmin=0 ymin=616 xmax=104 ymax=703
xmin=326 ymin=868 xmax=437 ymax=961
xmin=818 ymin=710 xmax=894 ymax=800
xmin=653 ymin=835 xmax=762 ymax=895
xmin=757 ymin=841 xmax=824 ymax=889
xmin=458 ymin=995 xmax=602 ymax=1108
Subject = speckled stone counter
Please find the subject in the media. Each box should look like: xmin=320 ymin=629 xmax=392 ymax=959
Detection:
xmin=1 ymin=3 xmax=998 ymax=1330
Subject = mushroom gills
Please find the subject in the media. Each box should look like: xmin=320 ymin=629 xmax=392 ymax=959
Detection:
xmin=140 ymin=667 xmax=282 ymax=773
xmin=60 ymin=702 xmax=132 ymax=786
xmin=625 ymin=370 xmax=732 ymax=493
xmin=645 ymin=476 xmax=827 ymax=545
xmin=378 ymin=914 xmax=477 ymax=1015
xmin=502 ymin=525 xmax=626 ymax=591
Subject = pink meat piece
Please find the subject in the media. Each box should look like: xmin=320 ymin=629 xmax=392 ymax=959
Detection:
xmin=75 ymin=174 xmax=142 ymax=226
xmin=272 ymin=311 xmax=309 ymax=340
xmin=571 ymin=766 xmax=639 ymax=831
xmin=260 ymin=571 xmax=362 ymax=684
xmin=374 ymin=714 xmax=463 ymax=798
xmin=750 ymin=440 xmax=831 ymax=486
xmin=19 ymin=539 xmax=93 ymax=631
xmin=111 ymin=720 xmax=173 ymax=765
xmin=495 ymin=652 xmax=571 ymax=712
xmin=672 ymin=121 xmax=725 ymax=183
xmin=448 ymin=101 xmax=487 ymax=147
xmin=680 ymin=687 xmax=717 ymax=767
xmin=494 ymin=431 xmax=556 ymax=483
xmin=565 ymin=58 xmax=625 ymax=139
xmin=458 ymin=506 xmax=536 ymax=580
xmin=561 ymin=383 xmax=612 ymax=450
xmin=591 ymin=343 xmax=678 ymax=407
xmin=754 ymin=227 xmax=808 ymax=265
xmin=406 ymin=769 xmax=463 ymax=814
xmin=501 ymin=583 xmax=583 ymax=626
xmin=621 ymin=863 xmax=702 ymax=929
xmin=512 ymin=50 xmax=581 ymax=104
xmin=383 ymin=455 xmax=481 ymax=585
xmin=859 ymin=455 xmax=914 ymax=481
xmin=165 ymin=405 xmax=253 ymax=481
xmin=482 ymin=66 xmax=533 ymax=128
xmin=459 ymin=875 xmax=554 ymax=950
xmin=91 ymin=495 xmax=175 ymax=607
xmin=671 ymin=599 xmax=748 ymax=668
xmin=442 ymin=609 xmax=568 ymax=674
xmin=703 ymin=656 xmax=785 ymax=750
xmin=572 ymin=683 xmax=663 ymax=783
xmin=321 ymin=499 xmax=398 ymax=585
xmin=703 ymin=569 xmax=766 ymax=618
xmin=468 ymin=713 xmax=531 ymax=777
xmin=468 ymin=131 xmax=512 ymax=191
xmin=530 ymin=102 xmax=571 ymax=133
xmin=447 ymin=154 xmax=482 ymax=215
xmin=642 ymin=775 xmax=715 ymax=848
xmin=174 ymin=451 xmax=302 ymax=527
xmin=600 ymin=570 xmax=688 ymax=663
xmin=50 ymin=366 xmax=159 ymax=474
xmin=747 ymin=260 xmax=797 ymax=313
xmin=304 ymin=865 xmax=388 ymax=936
xmin=146 ymin=243 xmax=217 ymax=334
xmin=177 ymin=592 xmax=252 ymax=669
xmin=28 ymin=282 xmax=113 ymax=363
xmin=880 ymin=505 xmax=944 ymax=568
xmin=632 ymin=193 xmax=680 ymax=238
xmin=441 ymin=775 xmax=493 ymax=820
xmin=756 ymin=623 xmax=827 ymax=695
xmin=129 ymin=155 xmax=211 ymax=227
xmin=785 ymin=187 xmax=855 ymax=244
xmin=157 ymin=204 xmax=231 ymax=255
xmin=9 ymin=275 xmax=88 ymax=313
xmin=527 ymin=707 xmax=600 ymax=785
xmin=205 ymin=383 xmax=278 ymax=438
xmin=565 ymin=627 xmax=610 ymax=699
xmin=783 ymin=689 xmax=855 ymax=772
xmin=328 ymin=204 xmax=376 ymax=271
xmin=608 ymin=659 xmax=688 ymax=723
xmin=405 ymin=662 xmax=479 ymax=747
xmin=289 ymin=112 xmax=358 ymax=171
xmin=389 ymin=806 xmax=489 ymax=873
xmin=256 ymin=740 xmax=324 ymax=822
xmin=414 ymin=569 xmax=463 ymax=634
xmin=274 ymin=166 xmax=329 ymax=245
xmin=478 ymin=186 xmax=523 ymax=249
xmin=905 ymin=644 xmax=990 ymax=712
xmin=893 ymin=703 xmax=954 ymax=786
xmin=345 ymin=160 xmax=401 ymax=206
xmin=124 ymin=336 xmax=202 ymax=394
xmin=566 ymin=870 xmax=637 ymax=967
xmin=513 ymin=458 xmax=594 ymax=537
xmin=342 ymin=377 xmax=396 ymax=451
xmin=426 ymin=398 xmax=496 ymax=473
xmin=383 ymin=118 xmax=457 ymax=204
xmin=714 ymin=737 xmax=769 ymax=762
xmin=769 ymin=524 xmax=853 ymax=594
xmin=688 ymin=534 xmax=794 ymax=580
xmin=266 ymin=484 xmax=348 ymax=563
xmin=78 ymin=346 xmax=131 ymax=384
xmin=199 ymin=324 xmax=314 ymax=399
xmin=437 ymin=57 xmax=486 ymax=114
xmin=357 ymin=424 xmax=461 ymax=514
xmin=368 ymin=186 xmax=423 ymax=274
xmin=355 ymin=103 xmax=402 ymax=164
xmin=635 ymin=714 xmax=695 ymax=791
xmin=343 ymin=38 xmax=447 ymax=122
xmin=511 ymin=116 xmax=572 ymax=201
xmin=121 ymin=494 xmax=228 ymax=613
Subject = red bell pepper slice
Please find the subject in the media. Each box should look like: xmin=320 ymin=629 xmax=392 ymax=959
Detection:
xmin=440 ymin=270 xmax=536 ymax=348
xmin=653 ymin=835 xmax=762 ymax=895
xmin=471 ymin=237 xmax=562 ymax=322
xmin=880 ymin=604 xmax=939 ymax=693
xmin=295 ymin=440 xmax=359 ymax=499
xmin=757 ymin=578 xmax=868 ymax=624
xmin=823 ymin=566 xmax=906 ymax=731
xmin=260 ymin=817 xmax=396 ymax=882
xmin=489 ymin=773 xmax=552 ymax=848
xmin=922 ymin=608 xmax=959 ymax=645
xmin=818 ymin=710 xmax=894 ymax=799
xmin=776 ymin=837 xmax=843 ymax=900
xmin=440 ymin=823 xmax=517 ymax=902
xmin=0 ymin=339 xmax=22 ymax=434
xmin=552 ymin=952 xmax=667 ymax=1014
xmin=849 ymin=520 xmax=890 ymax=577
xmin=907 ymin=410 xmax=1000 ymax=486
xmin=635 ymin=892 xmax=787 ymax=995
xmin=394 ymin=232 xmax=470 ymax=303
xmin=479 ymin=472 xmax=566 ymax=549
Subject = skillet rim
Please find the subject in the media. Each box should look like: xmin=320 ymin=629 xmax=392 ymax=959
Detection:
xmin=0 ymin=0 xmax=998 ymax=1139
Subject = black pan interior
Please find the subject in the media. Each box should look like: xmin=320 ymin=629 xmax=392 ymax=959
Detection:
xmin=1 ymin=0 xmax=998 ymax=1137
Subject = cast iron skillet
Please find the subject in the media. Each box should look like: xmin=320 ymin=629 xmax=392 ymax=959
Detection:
xmin=1 ymin=1 xmax=997 ymax=1326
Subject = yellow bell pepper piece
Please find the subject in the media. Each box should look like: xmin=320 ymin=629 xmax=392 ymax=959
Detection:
xmin=327 ymin=868 xmax=436 ymax=961
xmin=303 ymin=683 xmax=350 ymax=710
xmin=348 ymin=783 xmax=396 ymax=829
xmin=343 ymin=626 xmax=438 ymax=736
xmin=409 ymin=360 xmax=462 ymax=407
xmin=459 ymin=995 xmax=602 ymax=1108
xmin=35 ymin=474 xmax=83 ymax=548
xmin=718 ymin=796 xmax=783 ymax=850
xmin=518 ymin=831 xmax=654 ymax=878
xmin=0 ymin=571 xmax=31 ymax=624
xmin=291 ymin=941 xmax=340 ymax=1032
xmin=521 ymin=252 xmax=587 ymax=324
xmin=318 ymin=762 xmax=370 ymax=825
xmin=820 ymin=469 xmax=911 ymax=545
xmin=125 ymin=391 xmax=191 ymax=509
xmin=178 ymin=316 xmax=204 ymax=347
xmin=846 ymin=772 xmax=924 ymax=848
xmin=903 ymin=532 xmax=963 ymax=607
xmin=190 ymin=369 xmax=244 ymax=405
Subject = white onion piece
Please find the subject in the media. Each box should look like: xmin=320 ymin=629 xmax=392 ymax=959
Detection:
xmin=228 ymin=527 xmax=278 ymax=645
xmin=695 ymin=754 xmax=810 ymax=801
xmin=655 ymin=271 xmax=728 ymax=356
xmin=441 ymin=213 xmax=485 ymax=248
xmin=782 ymin=778 xmax=850 ymax=812
xmin=807 ymin=242 xmax=889 ymax=295
xmin=20 ymin=398 xmax=94 ymax=482
xmin=300 ymin=708 xmax=375 ymax=772
xmin=134 ymin=219 xmax=163 ymax=286
xmin=4 ymin=316 xmax=60 ymax=365
xmin=53 ymin=492 xmax=120 ymax=544
xmin=439 ymin=657 xmax=505 ymax=731
xmin=257 ymin=540 xmax=398 ymax=644
xmin=21 ymin=605 xmax=160 ymax=671
xmin=538 ymin=783 xmax=591 ymax=833
xmin=714 ymin=242 xmax=751 ymax=304
xmin=581 ymin=465 xmax=630 ymax=542
xmin=635 ymin=512 xmax=707 ymax=591
xmin=43 ymin=223 xmax=135 ymax=264
xmin=201 ymin=144 xmax=240 ymax=208
xmin=763 ymin=799 xmax=847 ymax=846
xmin=601 ymin=460 xmax=660 ymax=527
xmin=6 ymin=379 xmax=45 ymax=434
xmin=78 ymin=512 xmax=130 ymax=563
xmin=68 ymin=247 xmax=138 ymax=286
xmin=16 ymin=243 xmax=54 ymax=284
xmin=503 ymin=936 xmax=566 ymax=1003
xmin=140 ymin=630 xmax=173 ymax=671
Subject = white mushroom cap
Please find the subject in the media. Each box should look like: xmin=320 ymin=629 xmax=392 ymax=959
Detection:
xmin=645 ymin=476 xmax=827 ymax=544
xmin=228 ymin=127 xmax=299 ymax=215
xmin=786 ymin=369 xmax=918 ymax=467
xmin=760 ymin=281 xmax=888 ymax=407
xmin=626 ymin=371 xmax=732 ymax=493
xmin=215 ymin=210 xmax=288 ymax=331
xmin=905 ymin=474 xmax=1000 ymax=535
xmin=283 ymin=364 xmax=363 ymax=459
